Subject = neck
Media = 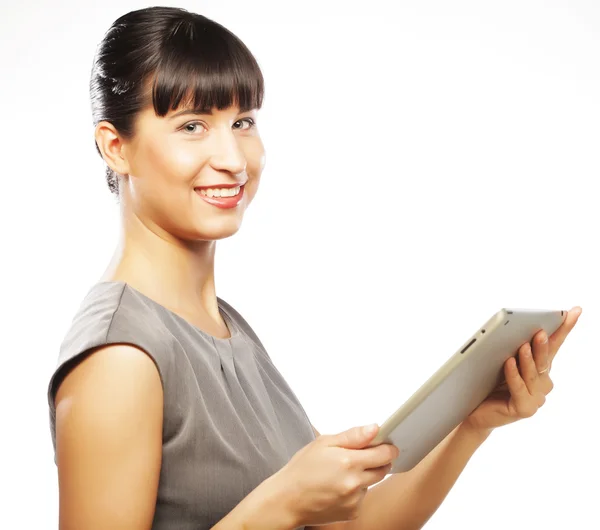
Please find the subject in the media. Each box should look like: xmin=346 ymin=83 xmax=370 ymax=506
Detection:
xmin=101 ymin=202 xmax=220 ymax=321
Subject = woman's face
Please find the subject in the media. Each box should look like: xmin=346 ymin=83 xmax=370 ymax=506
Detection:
xmin=120 ymin=101 xmax=265 ymax=242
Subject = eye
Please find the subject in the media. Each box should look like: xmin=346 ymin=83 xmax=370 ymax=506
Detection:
xmin=181 ymin=121 xmax=208 ymax=135
xmin=180 ymin=117 xmax=256 ymax=135
xmin=233 ymin=118 xmax=256 ymax=130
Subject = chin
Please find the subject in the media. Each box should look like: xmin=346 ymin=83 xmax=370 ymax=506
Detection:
xmin=190 ymin=218 xmax=243 ymax=242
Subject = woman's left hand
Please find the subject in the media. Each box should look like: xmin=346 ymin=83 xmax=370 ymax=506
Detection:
xmin=462 ymin=306 xmax=582 ymax=433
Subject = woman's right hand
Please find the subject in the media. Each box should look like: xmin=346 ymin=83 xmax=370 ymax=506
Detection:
xmin=272 ymin=424 xmax=400 ymax=527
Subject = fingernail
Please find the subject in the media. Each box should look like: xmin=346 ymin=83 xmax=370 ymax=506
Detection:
xmin=364 ymin=423 xmax=378 ymax=435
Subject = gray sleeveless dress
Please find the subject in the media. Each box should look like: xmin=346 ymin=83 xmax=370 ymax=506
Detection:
xmin=47 ymin=281 xmax=316 ymax=529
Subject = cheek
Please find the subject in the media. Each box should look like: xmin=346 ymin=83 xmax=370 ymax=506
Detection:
xmin=245 ymin=175 xmax=261 ymax=204
xmin=147 ymin=137 xmax=199 ymax=179
xmin=128 ymin=137 xmax=200 ymax=221
xmin=244 ymin=140 xmax=265 ymax=198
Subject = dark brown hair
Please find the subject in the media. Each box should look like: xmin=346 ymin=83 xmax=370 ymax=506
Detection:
xmin=90 ymin=6 xmax=264 ymax=196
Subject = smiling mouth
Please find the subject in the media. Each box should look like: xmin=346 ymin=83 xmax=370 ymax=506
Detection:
xmin=194 ymin=184 xmax=245 ymax=209
xmin=195 ymin=185 xmax=242 ymax=198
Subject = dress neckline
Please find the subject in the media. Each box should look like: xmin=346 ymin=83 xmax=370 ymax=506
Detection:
xmin=94 ymin=280 xmax=240 ymax=342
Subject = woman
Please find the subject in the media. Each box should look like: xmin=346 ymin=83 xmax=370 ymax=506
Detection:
xmin=47 ymin=6 xmax=582 ymax=530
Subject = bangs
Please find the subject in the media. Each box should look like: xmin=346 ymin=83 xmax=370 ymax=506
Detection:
xmin=148 ymin=17 xmax=264 ymax=116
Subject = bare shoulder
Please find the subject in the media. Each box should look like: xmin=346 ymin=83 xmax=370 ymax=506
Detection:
xmin=55 ymin=343 xmax=163 ymax=530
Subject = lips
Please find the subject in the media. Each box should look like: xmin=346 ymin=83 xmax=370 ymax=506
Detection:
xmin=194 ymin=184 xmax=245 ymax=209
xmin=194 ymin=181 xmax=248 ymax=190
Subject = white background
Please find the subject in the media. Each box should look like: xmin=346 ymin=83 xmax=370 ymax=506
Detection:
xmin=1 ymin=0 xmax=598 ymax=528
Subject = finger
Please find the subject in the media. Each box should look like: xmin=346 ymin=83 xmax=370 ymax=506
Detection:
xmin=548 ymin=307 xmax=582 ymax=360
xmin=495 ymin=364 xmax=512 ymax=392
xmin=532 ymin=330 xmax=550 ymax=374
xmin=362 ymin=462 xmax=393 ymax=487
xmin=518 ymin=341 xmax=540 ymax=394
xmin=356 ymin=443 xmax=400 ymax=471
xmin=330 ymin=424 xmax=379 ymax=449
xmin=505 ymin=357 xmax=537 ymax=418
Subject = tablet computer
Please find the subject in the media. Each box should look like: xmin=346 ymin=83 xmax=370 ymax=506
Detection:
xmin=367 ymin=308 xmax=566 ymax=473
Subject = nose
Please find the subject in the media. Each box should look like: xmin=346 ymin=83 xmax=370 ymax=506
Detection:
xmin=209 ymin=127 xmax=247 ymax=179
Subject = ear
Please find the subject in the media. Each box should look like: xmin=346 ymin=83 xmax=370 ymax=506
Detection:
xmin=94 ymin=121 xmax=131 ymax=177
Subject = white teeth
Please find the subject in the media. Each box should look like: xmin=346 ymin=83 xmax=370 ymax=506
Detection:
xmin=198 ymin=186 xmax=241 ymax=198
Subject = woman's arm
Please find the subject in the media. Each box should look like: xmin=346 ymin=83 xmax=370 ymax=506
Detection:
xmin=55 ymin=344 xmax=164 ymax=529
xmin=306 ymin=309 xmax=581 ymax=530
xmin=54 ymin=344 xmax=299 ymax=530
xmin=341 ymin=423 xmax=490 ymax=530
xmin=306 ymin=423 xmax=490 ymax=530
